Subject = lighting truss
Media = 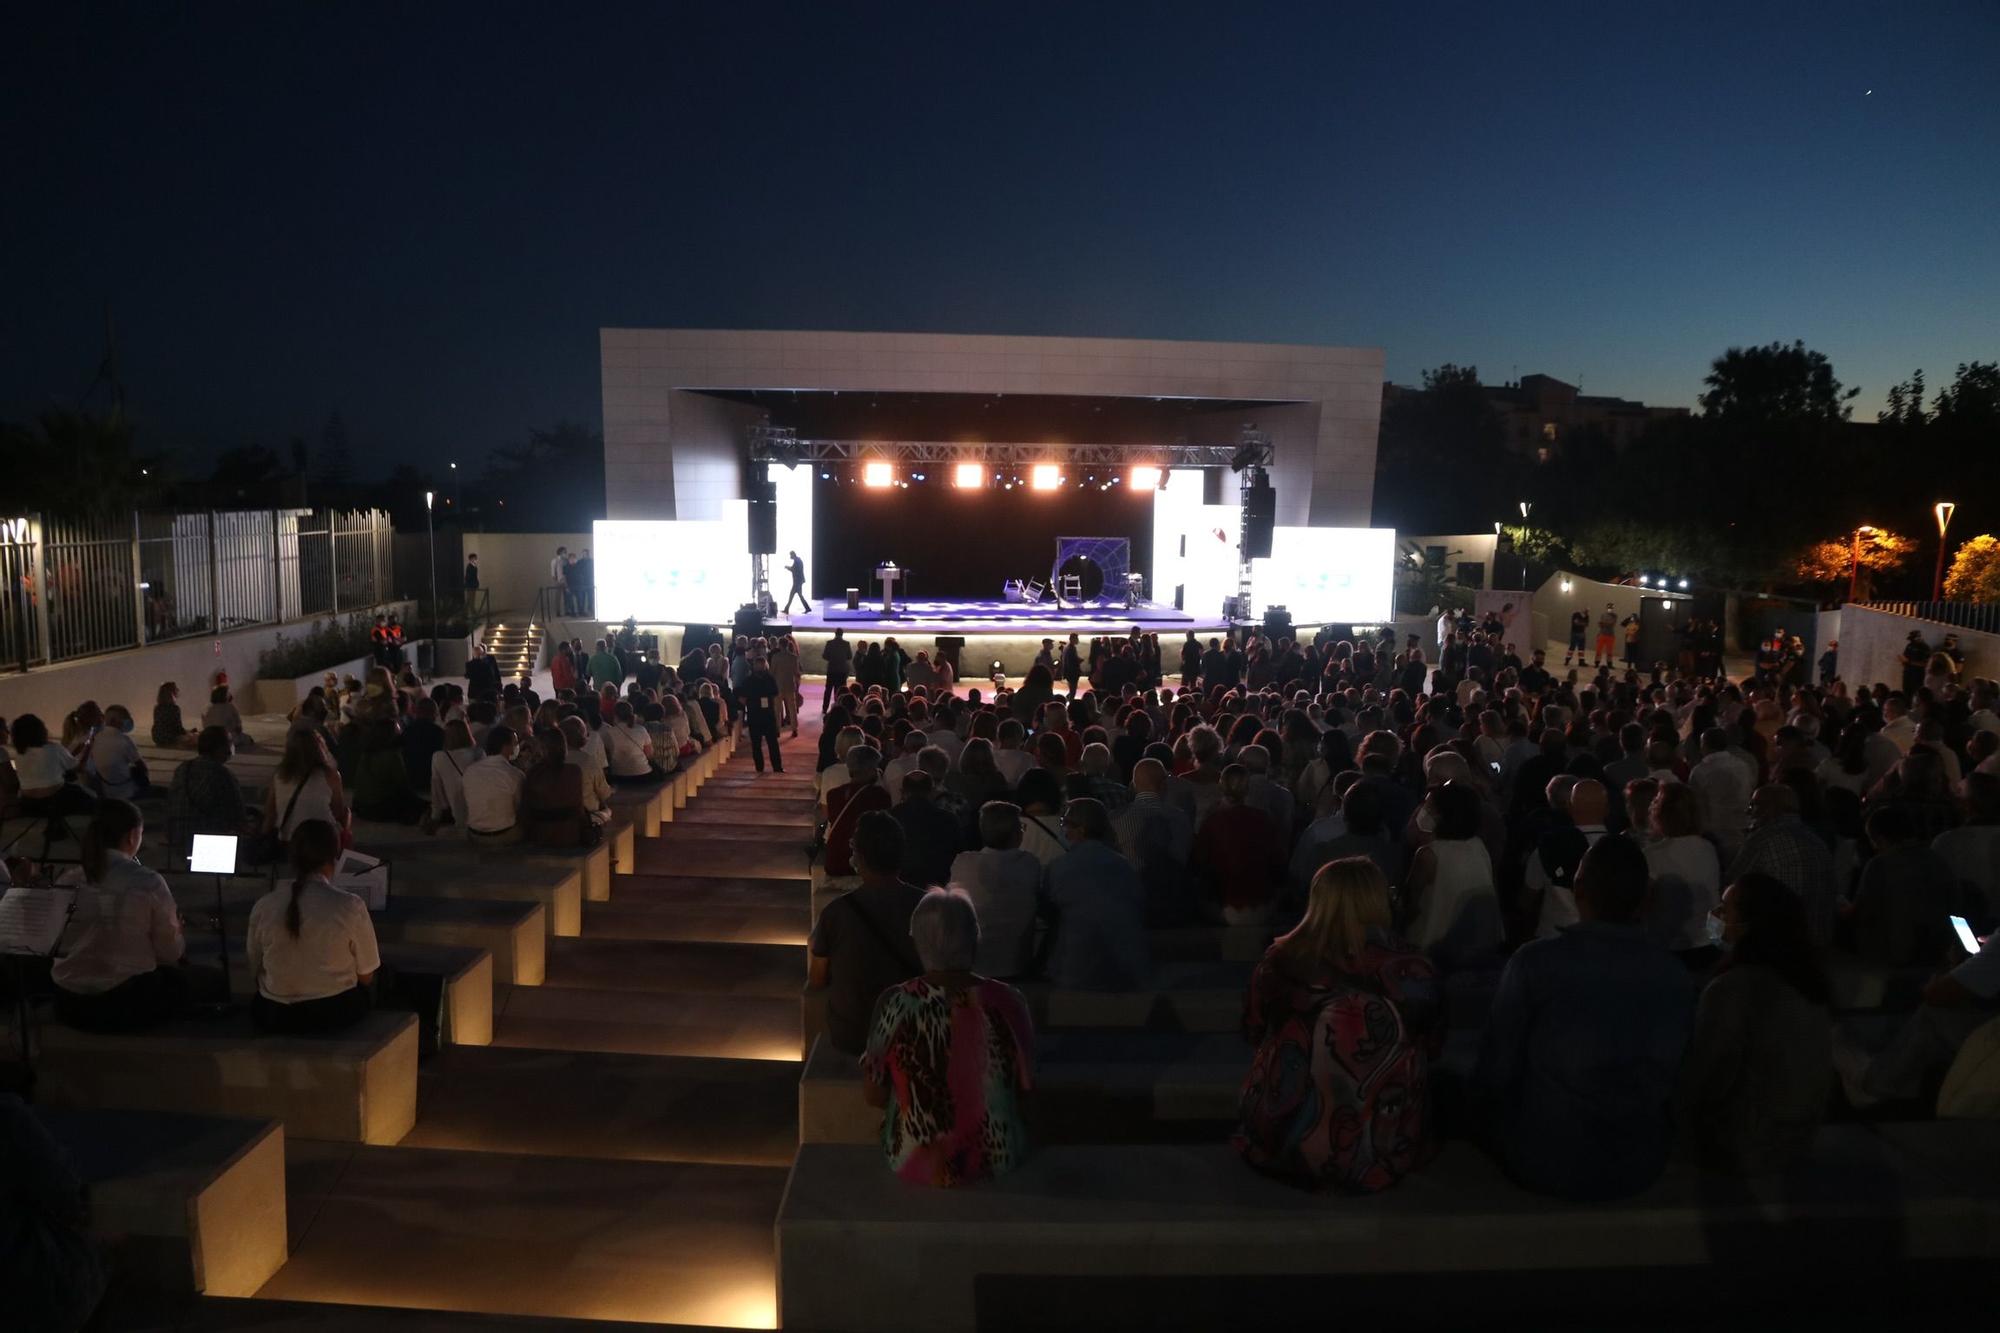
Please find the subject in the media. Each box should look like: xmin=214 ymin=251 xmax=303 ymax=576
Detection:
xmin=746 ymin=437 xmax=1251 ymax=469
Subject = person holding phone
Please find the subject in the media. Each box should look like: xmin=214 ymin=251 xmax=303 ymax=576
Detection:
xmin=1834 ymin=918 xmax=2000 ymax=1108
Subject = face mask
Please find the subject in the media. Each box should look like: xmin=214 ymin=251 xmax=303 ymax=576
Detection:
xmin=1416 ymin=805 xmax=1437 ymax=834
xmin=118 ymin=718 xmax=135 ymax=733
xmin=1705 ymin=911 xmax=1730 ymax=949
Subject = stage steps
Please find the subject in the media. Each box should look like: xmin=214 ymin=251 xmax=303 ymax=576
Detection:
xmin=482 ymin=618 xmax=546 ymax=682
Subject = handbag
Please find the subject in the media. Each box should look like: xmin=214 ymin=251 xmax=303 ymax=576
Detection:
xmin=249 ymin=777 xmax=309 ymax=866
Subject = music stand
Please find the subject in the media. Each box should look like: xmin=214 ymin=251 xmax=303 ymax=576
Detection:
xmin=189 ymin=834 xmax=239 ymax=1002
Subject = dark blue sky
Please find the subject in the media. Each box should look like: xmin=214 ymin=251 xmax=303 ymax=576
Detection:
xmin=5 ymin=1 xmax=1996 ymax=475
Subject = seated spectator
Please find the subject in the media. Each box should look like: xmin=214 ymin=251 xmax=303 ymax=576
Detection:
xmin=1836 ymin=922 xmax=2000 ymax=1107
xmin=1192 ymin=763 xmax=1285 ymax=925
xmin=521 ymin=726 xmax=592 ymax=847
xmin=1077 ymin=742 xmax=1132 ymax=814
xmin=346 ymin=703 xmax=423 ymax=825
xmin=1676 ymin=874 xmax=1831 ymax=1174
xmin=1932 ymin=771 xmax=2000 ymax=922
xmin=1013 ymin=769 xmax=1070 ymax=866
xmin=949 ymin=801 xmax=1042 ymax=978
xmin=1115 ymin=758 xmax=1197 ymax=926
xmin=168 ymin=726 xmax=252 ymax=839
xmin=1844 ymin=804 xmax=1958 ymax=968
xmin=1726 ymin=783 xmax=1839 ymax=944
xmin=1043 ymin=797 xmax=1150 ymax=990
xmin=0 ymin=1093 xmax=107 ymax=1332
xmin=808 ymin=812 xmax=926 ymax=1055
xmin=824 ymin=745 xmax=892 ymax=879
xmin=246 ymin=819 xmax=382 ymax=1034
xmin=890 ymin=770 xmax=959 ymax=887
xmin=201 ymin=685 xmax=250 ymax=749
xmin=401 ymin=696 xmax=445 ymax=792
xmin=603 ymin=700 xmax=665 ymax=785
xmin=1237 ymin=856 xmax=1442 ymax=1192
xmin=83 ymin=705 xmax=148 ymax=800
xmin=151 ymin=681 xmax=199 ymax=748
xmin=991 ymin=718 xmax=1035 ymax=787
xmin=10 ymin=713 xmax=94 ymax=817
xmin=427 ymin=718 xmax=481 ymax=832
xmin=559 ymin=715 xmax=613 ymax=827
xmin=1643 ymin=782 xmax=1722 ymax=958
xmin=51 ymin=800 xmax=204 ymax=1032
xmin=862 ymin=887 xmax=1035 ymax=1187
xmin=1404 ymin=780 xmax=1501 ymax=966
xmin=1476 ymin=837 xmax=1694 ymax=1200
xmin=1529 ymin=779 xmax=1610 ymax=939
xmin=266 ymin=727 xmax=349 ymax=847
xmin=461 ymin=725 xmax=525 ymax=842
xmin=1291 ymin=778 xmax=1406 ymax=906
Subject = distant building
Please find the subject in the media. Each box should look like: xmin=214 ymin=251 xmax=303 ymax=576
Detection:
xmin=1383 ymin=372 xmax=1690 ymax=461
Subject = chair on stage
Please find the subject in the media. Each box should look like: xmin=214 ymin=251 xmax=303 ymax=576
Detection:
xmin=1022 ymin=578 xmax=1046 ymax=605
xmin=1058 ymin=573 xmax=1083 ymax=605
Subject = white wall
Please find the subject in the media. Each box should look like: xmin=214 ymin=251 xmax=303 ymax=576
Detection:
xmin=462 ymin=532 xmax=592 ymax=616
xmin=1837 ymin=604 xmax=1998 ymax=690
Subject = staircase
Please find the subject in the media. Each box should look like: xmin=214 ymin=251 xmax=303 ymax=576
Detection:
xmin=482 ymin=617 xmax=546 ymax=682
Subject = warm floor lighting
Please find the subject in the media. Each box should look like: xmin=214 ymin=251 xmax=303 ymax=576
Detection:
xmin=953 ymin=462 xmax=986 ymax=488
xmin=862 ymin=461 xmax=895 ymax=488
xmin=1030 ymin=463 xmax=1061 ymax=491
xmin=1129 ymin=464 xmax=1162 ymax=491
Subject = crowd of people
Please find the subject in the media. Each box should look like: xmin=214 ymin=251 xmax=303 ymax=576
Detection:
xmin=804 ymin=621 xmax=2000 ymax=1196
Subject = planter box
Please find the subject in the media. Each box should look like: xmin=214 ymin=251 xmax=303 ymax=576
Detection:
xmin=247 ymin=655 xmax=372 ymax=715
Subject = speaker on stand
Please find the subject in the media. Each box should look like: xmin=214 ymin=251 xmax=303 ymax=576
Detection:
xmin=1240 ymin=473 xmax=1275 ymax=560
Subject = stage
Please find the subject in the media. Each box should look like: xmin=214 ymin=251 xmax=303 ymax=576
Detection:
xmin=778 ymin=598 xmax=1205 ymax=637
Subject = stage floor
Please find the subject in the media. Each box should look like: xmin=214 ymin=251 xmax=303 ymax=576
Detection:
xmin=780 ymin=598 xmax=1205 ymax=636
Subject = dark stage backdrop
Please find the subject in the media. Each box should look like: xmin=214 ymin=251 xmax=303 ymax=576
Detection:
xmin=810 ymin=482 xmax=1155 ymax=600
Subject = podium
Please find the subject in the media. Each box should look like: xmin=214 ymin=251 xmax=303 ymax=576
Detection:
xmin=874 ymin=562 xmax=906 ymax=614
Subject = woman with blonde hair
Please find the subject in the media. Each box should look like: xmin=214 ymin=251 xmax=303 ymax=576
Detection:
xmin=1236 ymin=856 xmax=1443 ymax=1192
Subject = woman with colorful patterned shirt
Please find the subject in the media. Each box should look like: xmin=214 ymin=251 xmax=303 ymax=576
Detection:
xmin=862 ymin=887 xmax=1035 ymax=1187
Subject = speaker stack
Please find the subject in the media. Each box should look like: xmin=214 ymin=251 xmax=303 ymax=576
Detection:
xmin=1240 ymin=474 xmax=1275 ymax=559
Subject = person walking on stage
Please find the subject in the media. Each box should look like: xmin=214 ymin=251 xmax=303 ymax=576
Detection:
xmin=821 ymin=628 xmax=853 ymax=715
xmin=784 ymin=550 xmax=811 ymax=614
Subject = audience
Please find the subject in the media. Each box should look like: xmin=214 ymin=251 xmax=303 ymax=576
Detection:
xmin=427 ymin=717 xmax=482 ymax=831
xmin=1191 ymin=763 xmax=1285 ymax=924
xmin=246 ymin=819 xmax=383 ymax=1034
xmin=461 ymin=724 xmax=526 ymax=841
xmin=151 ymin=680 xmax=199 ymax=747
xmin=50 ymin=800 xmax=206 ymax=1031
xmin=267 ymin=727 xmax=349 ymax=846
xmin=1404 ymin=780 xmax=1501 ymax=966
xmin=1042 ymin=797 xmax=1150 ymax=990
xmin=10 ymin=713 xmax=94 ymax=816
xmin=809 ymin=812 xmax=926 ymax=1055
xmin=862 ymin=888 xmax=1035 ymax=1186
xmin=948 ymin=801 xmax=1043 ymax=978
xmin=521 ymin=725 xmax=593 ymax=847
xmin=167 ymin=725 xmax=253 ymax=839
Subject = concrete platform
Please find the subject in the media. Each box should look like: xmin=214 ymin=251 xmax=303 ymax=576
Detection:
xmin=376 ymin=898 xmax=547 ymax=988
xmin=495 ymin=986 xmax=800 ymax=1063
xmin=37 ymin=1011 xmax=420 ymax=1145
xmin=39 ymin=1107 xmax=288 ymax=1298
xmin=544 ymin=936 xmax=805 ymax=997
xmin=259 ymin=1145 xmax=787 ymax=1327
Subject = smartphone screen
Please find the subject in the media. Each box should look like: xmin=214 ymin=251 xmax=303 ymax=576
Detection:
xmin=1952 ymin=915 xmax=1981 ymax=954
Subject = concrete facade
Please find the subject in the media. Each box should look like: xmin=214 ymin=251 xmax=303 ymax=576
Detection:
xmin=600 ymin=330 xmax=1385 ymax=527
xmin=1837 ymin=604 xmax=1999 ymax=691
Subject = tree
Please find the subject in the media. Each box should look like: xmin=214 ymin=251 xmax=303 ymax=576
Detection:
xmin=0 ymin=408 xmax=165 ymax=517
xmin=1943 ymin=534 xmax=2000 ymax=603
xmin=1931 ymin=361 xmax=2000 ymax=430
xmin=1880 ymin=370 xmax=1929 ymax=427
xmin=1372 ymin=364 xmax=1521 ymax=533
xmin=478 ymin=421 xmax=606 ymax=530
xmin=1792 ymin=527 xmax=1917 ymax=598
xmin=1699 ymin=340 xmax=1859 ymax=423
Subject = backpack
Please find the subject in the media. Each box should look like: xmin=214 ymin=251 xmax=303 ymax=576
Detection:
xmin=1236 ymin=983 xmax=1429 ymax=1193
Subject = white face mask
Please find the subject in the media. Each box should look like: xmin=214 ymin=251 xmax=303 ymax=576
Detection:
xmin=1416 ymin=805 xmax=1437 ymax=834
xmin=1705 ymin=911 xmax=1730 ymax=949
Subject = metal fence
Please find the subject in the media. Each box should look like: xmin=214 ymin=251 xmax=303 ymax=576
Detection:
xmin=1855 ymin=600 xmax=2000 ymax=636
xmin=1 ymin=508 xmax=394 ymax=672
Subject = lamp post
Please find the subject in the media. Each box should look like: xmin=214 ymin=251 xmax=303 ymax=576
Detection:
xmin=1848 ymin=524 xmax=1877 ymax=603
xmin=1516 ymin=501 xmax=1533 ymax=587
xmin=424 ymin=490 xmax=438 ymax=679
xmin=1933 ymin=501 xmax=1956 ymax=602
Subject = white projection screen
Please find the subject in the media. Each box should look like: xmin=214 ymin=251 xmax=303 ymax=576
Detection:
xmin=1252 ymin=526 xmax=1396 ymax=623
xmin=1149 ymin=468 xmax=1241 ymax=618
xmin=593 ymin=512 xmax=749 ymax=623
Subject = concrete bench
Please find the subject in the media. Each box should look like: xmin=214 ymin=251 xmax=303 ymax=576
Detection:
xmin=777 ymin=1126 xmax=2000 ymax=1333
xmin=1151 ymin=923 xmax=1275 ymax=963
xmin=386 ymin=849 xmax=585 ymax=937
xmin=799 ymin=962 xmax=1248 ymax=1054
xmin=37 ymin=1107 xmax=287 ymax=1297
xmin=800 ymin=1030 xmax=1245 ymax=1145
xmin=36 ymin=1010 xmax=420 ymax=1145
xmin=607 ymin=785 xmax=665 ymax=840
xmin=185 ymin=935 xmax=494 ymax=1048
xmin=375 ymin=897 xmax=546 ymax=987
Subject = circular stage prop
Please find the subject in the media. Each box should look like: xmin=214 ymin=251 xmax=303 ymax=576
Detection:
xmin=1057 ymin=553 xmax=1106 ymax=603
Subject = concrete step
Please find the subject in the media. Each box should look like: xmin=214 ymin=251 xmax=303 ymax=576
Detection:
xmin=545 ymin=936 xmax=804 ymax=997
xmin=258 ymin=1144 xmax=785 ymax=1327
xmin=632 ymin=836 xmax=811 ymax=881
xmin=494 ymin=989 xmax=799 ymax=1063
xmin=400 ymin=1045 xmax=798 ymax=1166
xmin=174 ymin=1296 xmax=714 ymax=1331
xmin=583 ymin=900 xmax=807 ymax=947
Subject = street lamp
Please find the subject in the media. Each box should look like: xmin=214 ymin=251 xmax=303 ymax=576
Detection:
xmin=1848 ymin=524 xmax=1878 ymax=603
xmin=424 ymin=490 xmax=438 ymax=679
xmin=1933 ymin=501 xmax=1957 ymax=602
xmin=1516 ymin=502 xmax=1533 ymax=587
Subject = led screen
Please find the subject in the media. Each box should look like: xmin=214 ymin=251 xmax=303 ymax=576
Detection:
xmin=1251 ymin=526 xmax=1396 ymax=623
xmin=1149 ymin=469 xmax=1240 ymax=618
xmin=593 ymin=514 xmax=749 ymax=623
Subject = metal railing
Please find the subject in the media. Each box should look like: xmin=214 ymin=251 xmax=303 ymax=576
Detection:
xmin=1 ymin=508 xmax=395 ymax=672
xmin=1853 ymin=600 xmax=2000 ymax=636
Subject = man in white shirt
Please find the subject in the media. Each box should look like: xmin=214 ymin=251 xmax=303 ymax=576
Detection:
xmin=461 ymin=726 xmax=526 ymax=841
xmin=992 ymin=718 xmax=1035 ymax=787
xmin=1530 ymin=779 xmax=1610 ymax=937
xmin=561 ymin=716 xmax=614 ymax=825
xmin=1688 ymin=728 xmax=1753 ymax=864
xmin=948 ymin=802 xmax=1043 ymax=978
xmin=1238 ymin=744 xmax=1294 ymax=839
xmin=883 ymin=730 xmax=926 ymax=804
xmin=550 ymin=545 xmax=572 ymax=614
xmin=1879 ymin=696 xmax=1918 ymax=753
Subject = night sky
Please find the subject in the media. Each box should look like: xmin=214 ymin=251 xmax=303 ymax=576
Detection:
xmin=5 ymin=1 xmax=1996 ymax=475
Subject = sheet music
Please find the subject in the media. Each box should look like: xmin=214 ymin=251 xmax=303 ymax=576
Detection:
xmin=0 ymin=885 xmax=76 ymax=956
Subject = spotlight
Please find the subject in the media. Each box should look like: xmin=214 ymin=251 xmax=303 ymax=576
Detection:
xmin=1129 ymin=466 xmax=1162 ymax=491
xmin=1031 ymin=464 xmax=1061 ymax=491
xmin=863 ymin=461 xmax=895 ymax=488
xmin=820 ymin=471 xmax=832 ymax=481
xmin=954 ymin=462 xmax=986 ymax=489
xmin=1677 ymin=578 xmax=1689 ymax=589
xmin=912 ymin=472 xmax=926 ymax=482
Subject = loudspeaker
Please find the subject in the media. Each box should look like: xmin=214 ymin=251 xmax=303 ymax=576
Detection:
xmin=681 ymin=624 xmax=723 ymax=655
xmin=1263 ymin=608 xmax=1293 ymax=642
xmin=747 ymin=492 xmax=777 ymax=554
xmin=846 ymin=587 xmax=861 ymax=611
xmin=733 ymin=604 xmax=765 ymax=639
xmin=934 ymin=635 xmax=965 ymax=675
xmin=1241 ymin=477 xmax=1275 ymax=559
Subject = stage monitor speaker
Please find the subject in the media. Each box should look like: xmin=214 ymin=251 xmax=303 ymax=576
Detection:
xmin=1241 ymin=478 xmax=1275 ymax=559
xmin=1263 ymin=607 xmax=1293 ymax=642
xmin=682 ymin=624 xmax=723 ymax=655
xmin=733 ymin=604 xmax=765 ymax=639
xmin=747 ymin=497 xmax=777 ymax=554
xmin=846 ymin=587 xmax=862 ymax=611
xmin=934 ymin=635 xmax=965 ymax=675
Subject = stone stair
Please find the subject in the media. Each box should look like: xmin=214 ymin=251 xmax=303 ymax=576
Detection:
xmin=481 ymin=617 xmax=546 ymax=682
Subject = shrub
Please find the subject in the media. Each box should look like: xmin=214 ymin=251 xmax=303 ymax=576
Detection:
xmin=256 ymin=613 xmax=378 ymax=679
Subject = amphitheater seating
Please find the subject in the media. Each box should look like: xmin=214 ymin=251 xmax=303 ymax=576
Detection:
xmin=374 ymin=898 xmax=546 ymax=987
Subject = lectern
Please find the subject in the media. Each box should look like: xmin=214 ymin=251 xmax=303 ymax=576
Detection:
xmin=874 ymin=562 xmax=906 ymax=614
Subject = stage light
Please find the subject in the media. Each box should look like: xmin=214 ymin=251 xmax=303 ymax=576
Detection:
xmin=912 ymin=472 xmax=926 ymax=482
xmin=954 ymin=463 xmax=985 ymax=489
xmin=1031 ymin=464 xmax=1061 ymax=491
xmin=1130 ymin=466 xmax=1162 ymax=491
xmin=863 ymin=462 xmax=895 ymax=488
xmin=1677 ymin=577 xmax=1689 ymax=589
